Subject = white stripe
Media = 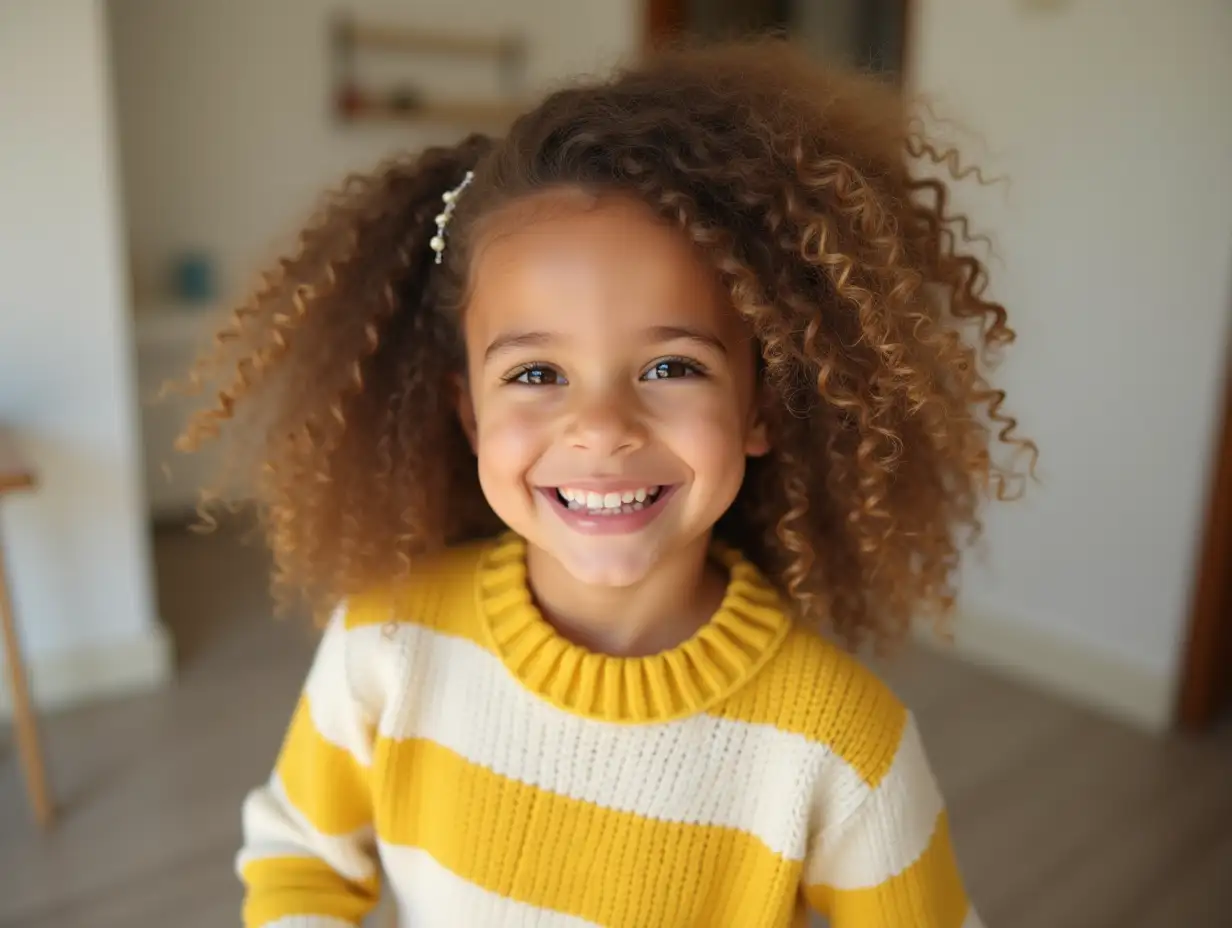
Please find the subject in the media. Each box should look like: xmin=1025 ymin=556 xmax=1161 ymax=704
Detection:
xmin=379 ymin=842 xmax=601 ymax=927
xmin=805 ymin=714 xmax=945 ymax=889
xmin=301 ymin=616 xmax=373 ymax=767
xmin=260 ymin=918 xmax=355 ymax=928
xmin=961 ymin=905 xmax=986 ymax=928
xmin=349 ymin=622 xmax=871 ymax=862
xmin=237 ymin=775 xmax=376 ymax=884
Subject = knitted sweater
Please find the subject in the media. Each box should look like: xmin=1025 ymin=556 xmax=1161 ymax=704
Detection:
xmin=238 ymin=534 xmax=981 ymax=928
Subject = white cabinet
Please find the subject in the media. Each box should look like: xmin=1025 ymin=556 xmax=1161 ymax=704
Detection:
xmin=133 ymin=306 xmax=237 ymax=519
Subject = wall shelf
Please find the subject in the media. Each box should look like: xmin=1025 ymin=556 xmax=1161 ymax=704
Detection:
xmin=345 ymin=23 xmax=524 ymax=61
xmin=331 ymin=17 xmax=527 ymax=129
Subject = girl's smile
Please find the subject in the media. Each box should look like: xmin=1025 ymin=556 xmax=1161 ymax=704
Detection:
xmin=537 ymin=482 xmax=676 ymax=535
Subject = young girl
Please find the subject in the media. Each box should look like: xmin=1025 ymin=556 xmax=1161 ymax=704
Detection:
xmin=182 ymin=40 xmax=1030 ymax=928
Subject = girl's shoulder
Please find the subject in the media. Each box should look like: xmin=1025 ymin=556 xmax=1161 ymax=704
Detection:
xmin=341 ymin=535 xmax=499 ymax=640
xmin=719 ymin=623 xmax=909 ymax=770
xmin=326 ymin=537 xmax=501 ymax=716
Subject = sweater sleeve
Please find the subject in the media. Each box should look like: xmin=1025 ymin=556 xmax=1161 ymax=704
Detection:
xmin=802 ymin=713 xmax=982 ymax=928
xmin=236 ymin=608 xmax=381 ymax=928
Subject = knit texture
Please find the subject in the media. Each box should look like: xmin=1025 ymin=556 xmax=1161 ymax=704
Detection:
xmin=237 ymin=534 xmax=981 ymax=928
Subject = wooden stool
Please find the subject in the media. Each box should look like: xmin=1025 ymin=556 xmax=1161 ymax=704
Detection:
xmin=0 ymin=426 xmax=54 ymax=827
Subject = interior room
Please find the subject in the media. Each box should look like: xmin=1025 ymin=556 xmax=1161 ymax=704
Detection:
xmin=2 ymin=1 xmax=1231 ymax=926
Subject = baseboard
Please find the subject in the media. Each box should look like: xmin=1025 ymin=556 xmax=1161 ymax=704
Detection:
xmin=0 ymin=622 xmax=175 ymax=719
xmin=915 ymin=610 xmax=1177 ymax=733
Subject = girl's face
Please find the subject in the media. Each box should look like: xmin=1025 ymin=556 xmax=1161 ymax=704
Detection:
xmin=460 ymin=191 xmax=768 ymax=588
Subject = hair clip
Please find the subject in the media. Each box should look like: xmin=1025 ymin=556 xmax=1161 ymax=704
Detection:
xmin=430 ymin=170 xmax=475 ymax=264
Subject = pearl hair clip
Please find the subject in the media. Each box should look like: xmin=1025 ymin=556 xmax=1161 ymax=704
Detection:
xmin=430 ymin=170 xmax=474 ymax=264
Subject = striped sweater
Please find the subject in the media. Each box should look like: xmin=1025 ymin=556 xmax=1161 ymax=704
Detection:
xmin=238 ymin=533 xmax=980 ymax=927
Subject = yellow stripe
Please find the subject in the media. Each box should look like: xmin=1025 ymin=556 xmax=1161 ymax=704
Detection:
xmin=373 ymin=736 xmax=803 ymax=926
xmin=240 ymin=855 xmax=379 ymax=926
xmin=345 ymin=543 xmax=490 ymax=649
xmin=804 ymin=812 xmax=969 ymax=927
xmin=714 ymin=627 xmax=907 ymax=787
xmin=275 ymin=697 xmax=372 ymax=835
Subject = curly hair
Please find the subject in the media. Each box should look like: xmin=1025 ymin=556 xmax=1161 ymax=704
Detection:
xmin=178 ymin=40 xmax=1034 ymax=649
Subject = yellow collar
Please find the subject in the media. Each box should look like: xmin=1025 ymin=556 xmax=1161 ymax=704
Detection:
xmin=475 ymin=534 xmax=791 ymax=724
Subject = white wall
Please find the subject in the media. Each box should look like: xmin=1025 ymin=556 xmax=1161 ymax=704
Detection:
xmin=0 ymin=1 xmax=168 ymax=707
xmin=910 ymin=0 xmax=1232 ymax=724
xmin=108 ymin=0 xmax=640 ymax=304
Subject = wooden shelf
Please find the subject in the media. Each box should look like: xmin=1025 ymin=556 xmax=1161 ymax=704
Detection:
xmin=332 ymin=18 xmax=528 ymax=130
xmin=345 ymin=100 xmax=527 ymax=127
xmin=133 ymin=303 xmax=226 ymax=353
xmin=345 ymin=23 xmax=524 ymax=60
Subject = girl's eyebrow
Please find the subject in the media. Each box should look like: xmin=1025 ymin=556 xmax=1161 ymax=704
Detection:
xmin=484 ymin=325 xmax=726 ymax=362
xmin=646 ymin=325 xmax=728 ymax=355
xmin=485 ymin=330 xmax=555 ymax=362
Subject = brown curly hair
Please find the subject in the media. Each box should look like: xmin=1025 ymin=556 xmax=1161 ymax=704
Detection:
xmin=178 ymin=40 xmax=1034 ymax=649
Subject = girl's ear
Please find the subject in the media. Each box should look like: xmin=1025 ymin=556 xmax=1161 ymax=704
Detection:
xmin=453 ymin=374 xmax=478 ymax=453
xmin=745 ymin=420 xmax=770 ymax=458
xmin=744 ymin=382 xmax=772 ymax=458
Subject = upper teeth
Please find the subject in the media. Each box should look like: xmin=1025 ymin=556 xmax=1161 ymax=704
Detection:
xmin=559 ymin=487 xmax=657 ymax=509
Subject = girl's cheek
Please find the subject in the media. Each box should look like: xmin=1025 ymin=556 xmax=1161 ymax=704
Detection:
xmin=478 ymin=387 xmax=745 ymax=472
xmin=651 ymin=390 xmax=747 ymax=453
xmin=477 ymin=401 xmax=553 ymax=471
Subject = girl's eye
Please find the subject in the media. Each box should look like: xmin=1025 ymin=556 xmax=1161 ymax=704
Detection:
xmin=642 ymin=358 xmax=705 ymax=381
xmin=508 ymin=364 xmax=566 ymax=386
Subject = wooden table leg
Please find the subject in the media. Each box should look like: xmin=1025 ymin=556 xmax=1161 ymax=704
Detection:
xmin=0 ymin=532 xmax=54 ymax=827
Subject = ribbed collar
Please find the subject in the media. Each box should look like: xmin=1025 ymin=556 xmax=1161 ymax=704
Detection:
xmin=475 ymin=533 xmax=791 ymax=724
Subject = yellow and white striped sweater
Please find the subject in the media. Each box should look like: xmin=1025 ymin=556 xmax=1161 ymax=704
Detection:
xmin=238 ymin=534 xmax=980 ymax=928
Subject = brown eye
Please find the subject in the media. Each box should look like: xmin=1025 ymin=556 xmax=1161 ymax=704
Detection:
xmin=642 ymin=358 xmax=703 ymax=381
xmin=511 ymin=364 xmax=567 ymax=385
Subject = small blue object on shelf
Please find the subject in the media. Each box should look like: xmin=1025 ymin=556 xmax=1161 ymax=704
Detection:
xmin=172 ymin=252 xmax=216 ymax=304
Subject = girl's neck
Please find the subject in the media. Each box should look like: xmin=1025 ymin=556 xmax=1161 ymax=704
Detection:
xmin=525 ymin=534 xmax=727 ymax=657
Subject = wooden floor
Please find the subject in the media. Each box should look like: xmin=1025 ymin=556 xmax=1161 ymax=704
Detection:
xmin=2 ymin=524 xmax=1230 ymax=927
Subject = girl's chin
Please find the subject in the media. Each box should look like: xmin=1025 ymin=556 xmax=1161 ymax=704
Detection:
xmin=543 ymin=537 xmax=665 ymax=589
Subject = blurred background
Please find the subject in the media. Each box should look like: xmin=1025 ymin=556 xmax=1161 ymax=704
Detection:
xmin=1 ymin=0 xmax=1231 ymax=926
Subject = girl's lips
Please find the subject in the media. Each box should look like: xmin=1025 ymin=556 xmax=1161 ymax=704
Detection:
xmin=536 ymin=485 xmax=677 ymax=536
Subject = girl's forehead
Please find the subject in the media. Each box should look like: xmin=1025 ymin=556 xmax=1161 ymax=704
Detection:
xmin=472 ymin=185 xmax=603 ymax=240
xmin=465 ymin=194 xmax=735 ymax=342
xmin=470 ymin=191 xmax=719 ymax=300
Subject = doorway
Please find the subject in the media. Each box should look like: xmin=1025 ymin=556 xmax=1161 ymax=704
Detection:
xmin=1178 ymin=358 xmax=1232 ymax=730
xmin=645 ymin=0 xmax=909 ymax=80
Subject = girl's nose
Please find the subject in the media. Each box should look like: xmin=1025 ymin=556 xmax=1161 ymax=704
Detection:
xmin=565 ymin=389 xmax=647 ymax=457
